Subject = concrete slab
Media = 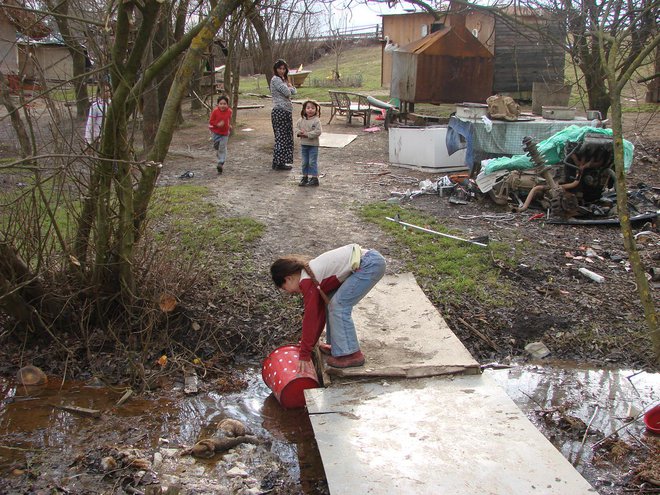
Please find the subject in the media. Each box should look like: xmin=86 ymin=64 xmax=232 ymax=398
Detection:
xmin=319 ymin=133 xmax=357 ymax=148
xmin=324 ymin=273 xmax=480 ymax=379
xmin=305 ymin=374 xmax=597 ymax=495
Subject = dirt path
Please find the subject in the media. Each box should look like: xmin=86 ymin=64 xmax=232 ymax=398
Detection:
xmin=165 ymin=100 xmax=413 ymax=272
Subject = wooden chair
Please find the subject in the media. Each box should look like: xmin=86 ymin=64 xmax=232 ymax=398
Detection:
xmin=328 ymin=91 xmax=372 ymax=127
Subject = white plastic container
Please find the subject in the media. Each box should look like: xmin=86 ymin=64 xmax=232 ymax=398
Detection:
xmin=455 ymin=103 xmax=488 ymax=120
xmin=388 ymin=126 xmax=468 ymax=172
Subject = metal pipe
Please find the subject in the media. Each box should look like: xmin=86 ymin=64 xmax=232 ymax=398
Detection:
xmin=511 ymin=184 xmax=547 ymax=213
xmin=385 ymin=217 xmax=488 ymax=247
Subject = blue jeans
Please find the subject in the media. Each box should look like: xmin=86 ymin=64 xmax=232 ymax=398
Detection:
xmin=213 ymin=134 xmax=228 ymax=164
xmin=301 ymin=145 xmax=319 ymax=176
xmin=325 ymin=250 xmax=386 ymax=357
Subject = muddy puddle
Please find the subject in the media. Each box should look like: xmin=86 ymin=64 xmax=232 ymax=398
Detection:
xmin=0 ymin=363 xmax=326 ymax=493
xmin=487 ymin=361 xmax=659 ymax=493
xmin=1 ymin=362 xmax=658 ymax=493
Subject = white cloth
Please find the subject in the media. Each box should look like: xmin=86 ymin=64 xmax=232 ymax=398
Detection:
xmin=84 ymin=98 xmax=110 ymax=144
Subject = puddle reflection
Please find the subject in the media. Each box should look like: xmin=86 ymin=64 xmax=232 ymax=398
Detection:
xmin=0 ymin=365 xmax=326 ymax=493
xmin=487 ymin=361 xmax=659 ymax=488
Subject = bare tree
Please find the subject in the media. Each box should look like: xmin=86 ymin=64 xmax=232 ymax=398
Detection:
xmin=0 ymin=0 xmax=245 ymax=335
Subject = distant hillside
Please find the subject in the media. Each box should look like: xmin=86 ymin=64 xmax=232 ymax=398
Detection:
xmin=240 ymin=43 xmax=386 ymax=101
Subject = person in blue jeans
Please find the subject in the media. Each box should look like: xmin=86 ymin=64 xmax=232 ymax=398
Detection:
xmin=270 ymin=244 xmax=386 ymax=373
xmin=295 ymin=100 xmax=322 ymax=186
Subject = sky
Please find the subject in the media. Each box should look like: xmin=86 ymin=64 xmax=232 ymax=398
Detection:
xmin=329 ymin=1 xmax=412 ymax=30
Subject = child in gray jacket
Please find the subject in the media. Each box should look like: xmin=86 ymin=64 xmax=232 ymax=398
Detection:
xmin=295 ymin=100 xmax=323 ymax=186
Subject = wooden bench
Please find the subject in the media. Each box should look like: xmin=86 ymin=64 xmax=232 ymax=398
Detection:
xmin=327 ymin=90 xmax=372 ymax=127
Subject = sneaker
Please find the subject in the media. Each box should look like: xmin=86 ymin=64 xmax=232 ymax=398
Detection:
xmin=326 ymin=350 xmax=365 ymax=368
xmin=299 ymin=176 xmax=309 ymax=186
xmin=308 ymin=177 xmax=319 ymax=186
xmin=318 ymin=343 xmax=331 ymax=355
xmin=217 ymin=164 xmax=223 ymax=174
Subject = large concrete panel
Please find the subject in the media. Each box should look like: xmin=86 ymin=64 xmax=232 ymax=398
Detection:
xmin=306 ymin=374 xmax=597 ymax=495
xmin=324 ymin=273 xmax=480 ymax=379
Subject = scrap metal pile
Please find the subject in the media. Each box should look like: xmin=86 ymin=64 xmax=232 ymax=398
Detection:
xmin=476 ymin=126 xmax=658 ymax=224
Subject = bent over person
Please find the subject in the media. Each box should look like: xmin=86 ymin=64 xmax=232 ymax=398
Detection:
xmin=270 ymin=244 xmax=386 ymax=374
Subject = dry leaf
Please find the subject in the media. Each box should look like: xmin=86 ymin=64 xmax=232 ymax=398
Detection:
xmin=159 ymin=294 xmax=177 ymax=312
xmin=157 ymin=355 xmax=168 ymax=367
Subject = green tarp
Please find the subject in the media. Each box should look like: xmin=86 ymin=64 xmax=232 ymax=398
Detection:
xmin=482 ymin=126 xmax=634 ymax=174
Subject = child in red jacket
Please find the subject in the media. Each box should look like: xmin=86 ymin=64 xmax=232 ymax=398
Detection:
xmin=209 ymin=95 xmax=232 ymax=174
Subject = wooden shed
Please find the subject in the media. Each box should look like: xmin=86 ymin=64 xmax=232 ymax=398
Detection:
xmin=381 ymin=7 xmax=565 ymax=99
xmin=390 ymin=14 xmax=493 ymax=104
xmin=17 ymin=35 xmax=74 ymax=83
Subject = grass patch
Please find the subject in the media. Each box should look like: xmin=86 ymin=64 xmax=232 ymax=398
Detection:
xmin=150 ymin=185 xmax=264 ymax=261
xmin=360 ymin=202 xmax=515 ymax=307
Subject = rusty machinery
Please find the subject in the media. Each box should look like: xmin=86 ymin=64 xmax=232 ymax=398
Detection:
xmin=488 ymin=133 xmax=617 ymax=219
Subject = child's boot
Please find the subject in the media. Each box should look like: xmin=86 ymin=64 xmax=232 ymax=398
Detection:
xmin=308 ymin=177 xmax=319 ymax=187
xmin=217 ymin=163 xmax=223 ymax=174
xmin=298 ymin=175 xmax=309 ymax=186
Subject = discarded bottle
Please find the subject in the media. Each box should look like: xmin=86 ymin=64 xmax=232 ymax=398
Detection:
xmin=579 ymin=267 xmax=605 ymax=283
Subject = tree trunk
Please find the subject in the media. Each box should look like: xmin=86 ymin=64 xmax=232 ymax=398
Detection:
xmin=47 ymin=0 xmax=89 ymax=118
xmin=609 ymin=86 xmax=659 ymax=362
xmin=646 ymin=47 xmax=660 ymax=103
xmin=134 ymin=0 xmax=244 ymax=231
xmin=244 ymin=1 xmax=273 ymax=89
xmin=0 ymin=239 xmax=57 ymax=333
xmin=0 ymin=72 xmax=32 ymax=158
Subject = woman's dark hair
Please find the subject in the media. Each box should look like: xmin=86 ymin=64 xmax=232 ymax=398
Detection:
xmin=300 ymin=100 xmax=321 ymax=119
xmin=271 ymin=256 xmax=306 ymax=287
xmin=273 ymin=59 xmax=289 ymax=80
xmin=217 ymin=94 xmax=229 ymax=105
xmin=271 ymin=255 xmax=330 ymax=304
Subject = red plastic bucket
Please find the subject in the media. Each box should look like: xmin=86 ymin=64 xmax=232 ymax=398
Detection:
xmin=262 ymin=345 xmax=319 ymax=409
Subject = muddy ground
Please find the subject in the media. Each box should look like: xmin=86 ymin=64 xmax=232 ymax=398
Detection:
xmin=1 ymin=97 xmax=659 ymax=494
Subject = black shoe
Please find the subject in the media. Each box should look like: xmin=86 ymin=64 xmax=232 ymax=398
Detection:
xmin=274 ymin=164 xmax=292 ymax=170
xmin=217 ymin=164 xmax=223 ymax=174
xmin=308 ymin=177 xmax=319 ymax=186
xmin=299 ymin=176 xmax=309 ymax=186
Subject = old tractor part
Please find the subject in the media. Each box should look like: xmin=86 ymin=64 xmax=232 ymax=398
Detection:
xmin=511 ymin=136 xmax=560 ymax=213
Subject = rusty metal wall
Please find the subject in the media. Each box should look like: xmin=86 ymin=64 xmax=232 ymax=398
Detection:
xmin=391 ymin=52 xmax=493 ymax=104
xmin=415 ymin=54 xmax=493 ymax=103
xmin=381 ymin=11 xmax=494 ymax=88
xmin=382 ymin=11 xmax=564 ymax=97
xmin=390 ymin=52 xmax=417 ymax=101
